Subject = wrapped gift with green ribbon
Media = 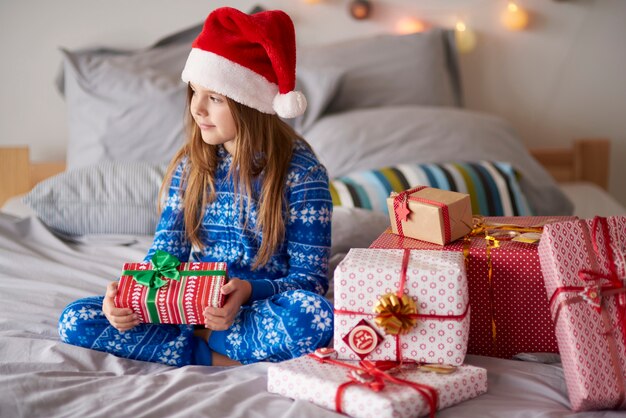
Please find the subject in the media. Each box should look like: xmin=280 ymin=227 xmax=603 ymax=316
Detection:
xmin=114 ymin=250 xmax=228 ymax=324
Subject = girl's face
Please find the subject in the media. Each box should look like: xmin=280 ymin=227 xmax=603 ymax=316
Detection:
xmin=189 ymin=83 xmax=237 ymax=153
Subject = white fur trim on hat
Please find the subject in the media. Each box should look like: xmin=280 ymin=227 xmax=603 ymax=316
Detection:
xmin=273 ymin=91 xmax=307 ymax=119
xmin=182 ymin=48 xmax=278 ymax=115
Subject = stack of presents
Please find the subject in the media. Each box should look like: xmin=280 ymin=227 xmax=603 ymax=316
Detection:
xmin=116 ymin=186 xmax=626 ymax=417
xmin=269 ymin=186 xmax=626 ymax=416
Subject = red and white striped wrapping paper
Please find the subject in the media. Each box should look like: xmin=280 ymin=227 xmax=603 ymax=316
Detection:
xmin=333 ymin=248 xmax=470 ymax=365
xmin=539 ymin=216 xmax=626 ymax=411
xmin=267 ymin=353 xmax=487 ymax=418
xmin=115 ymin=261 xmax=227 ymax=324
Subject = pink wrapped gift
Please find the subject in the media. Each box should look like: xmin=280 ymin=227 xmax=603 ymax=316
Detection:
xmin=539 ymin=216 xmax=626 ymax=411
xmin=267 ymin=349 xmax=487 ymax=418
xmin=333 ymin=248 xmax=469 ymax=365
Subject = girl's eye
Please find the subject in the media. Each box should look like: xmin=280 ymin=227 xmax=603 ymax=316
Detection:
xmin=210 ymin=95 xmax=222 ymax=103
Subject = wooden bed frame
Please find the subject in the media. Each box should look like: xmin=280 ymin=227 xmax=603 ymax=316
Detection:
xmin=0 ymin=138 xmax=610 ymax=207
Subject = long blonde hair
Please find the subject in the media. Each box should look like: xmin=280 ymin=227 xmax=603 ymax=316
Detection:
xmin=159 ymin=85 xmax=304 ymax=269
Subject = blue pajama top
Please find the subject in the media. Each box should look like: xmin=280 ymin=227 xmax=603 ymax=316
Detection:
xmin=145 ymin=140 xmax=332 ymax=302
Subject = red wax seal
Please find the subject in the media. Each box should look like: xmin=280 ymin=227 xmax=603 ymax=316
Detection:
xmin=342 ymin=319 xmax=383 ymax=359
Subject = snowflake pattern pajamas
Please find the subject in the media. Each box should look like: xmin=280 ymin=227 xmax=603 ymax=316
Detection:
xmin=59 ymin=141 xmax=334 ymax=365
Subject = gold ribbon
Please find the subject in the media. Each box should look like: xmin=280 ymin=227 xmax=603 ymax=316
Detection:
xmin=373 ymin=293 xmax=418 ymax=335
xmin=462 ymin=216 xmax=545 ymax=346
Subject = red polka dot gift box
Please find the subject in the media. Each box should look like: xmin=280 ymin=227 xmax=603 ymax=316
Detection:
xmin=267 ymin=348 xmax=487 ymax=418
xmin=333 ymin=248 xmax=470 ymax=365
xmin=114 ymin=250 xmax=227 ymax=324
xmin=539 ymin=216 xmax=626 ymax=412
xmin=370 ymin=216 xmax=577 ymax=359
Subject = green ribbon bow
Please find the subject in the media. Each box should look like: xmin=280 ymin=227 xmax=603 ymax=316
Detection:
xmin=123 ymin=250 xmax=182 ymax=289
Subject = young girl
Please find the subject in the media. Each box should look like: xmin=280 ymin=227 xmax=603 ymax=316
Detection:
xmin=58 ymin=7 xmax=333 ymax=367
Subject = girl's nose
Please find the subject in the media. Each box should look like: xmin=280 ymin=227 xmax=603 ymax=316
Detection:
xmin=194 ymin=104 xmax=208 ymax=117
xmin=193 ymin=95 xmax=209 ymax=117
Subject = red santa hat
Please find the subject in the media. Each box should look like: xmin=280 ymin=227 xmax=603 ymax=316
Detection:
xmin=181 ymin=7 xmax=306 ymax=119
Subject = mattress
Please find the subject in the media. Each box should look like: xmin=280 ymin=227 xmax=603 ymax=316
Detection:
xmin=0 ymin=185 xmax=624 ymax=417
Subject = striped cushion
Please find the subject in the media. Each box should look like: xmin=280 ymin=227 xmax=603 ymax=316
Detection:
xmin=23 ymin=162 xmax=167 ymax=236
xmin=329 ymin=161 xmax=532 ymax=216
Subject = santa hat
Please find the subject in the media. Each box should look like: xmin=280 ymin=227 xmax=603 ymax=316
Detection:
xmin=181 ymin=7 xmax=306 ymax=119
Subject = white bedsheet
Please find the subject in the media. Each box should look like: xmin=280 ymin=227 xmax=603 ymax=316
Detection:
xmin=1 ymin=212 xmax=624 ymax=417
xmin=560 ymin=182 xmax=626 ymax=218
xmin=2 ymin=183 xmax=626 ymax=417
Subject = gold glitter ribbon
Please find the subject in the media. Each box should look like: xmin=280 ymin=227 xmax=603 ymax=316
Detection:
xmin=462 ymin=216 xmax=545 ymax=346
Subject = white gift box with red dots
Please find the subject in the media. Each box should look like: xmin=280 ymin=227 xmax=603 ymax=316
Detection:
xmin=267 ymin=353 xmax=487 ymax=418
xmin=333 ymin=248 xmax=470 ymax=365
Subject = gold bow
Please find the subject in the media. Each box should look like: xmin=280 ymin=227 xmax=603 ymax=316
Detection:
xmin=373 ymin=293 xmax=418 ymax=335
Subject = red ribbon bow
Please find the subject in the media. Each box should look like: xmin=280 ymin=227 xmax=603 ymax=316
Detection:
xmin=309 ymin=353 xmax=438 ymax=418
xmin=550 ymin=217 xmax=626 ymax=338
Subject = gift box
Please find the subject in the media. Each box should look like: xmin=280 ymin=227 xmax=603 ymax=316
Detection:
xmin=539 ymin=216 xmax=626 ymax=411
xmin=114 ymin=250 xmax=227 ymax=324
xmin=386 ymin=186 xmax=472 ymax=245
xmin=370 ymin=216 xmax=577 ymax=359
xmin=267 ymin=349 xmax=488 ymax=418
xmin=333 ymin=248 xmax=469 ymax=365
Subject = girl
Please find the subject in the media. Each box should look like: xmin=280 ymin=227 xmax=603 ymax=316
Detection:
xmin=58 ymin=7 xmax=334 ymax=367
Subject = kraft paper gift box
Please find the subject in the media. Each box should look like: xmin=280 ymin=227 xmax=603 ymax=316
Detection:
xmin=370 ymin=216 xmax=577 ymax=359
xmin=539 ymin=216 xmax=626 ymax=411
xmin=114 ymin=250 xmax=227 ymax=324
xmin=386 ymin=186 xmax=473 ymax=245
xmin=333 ymin=248 xmax=469 ymax=366
xmin=267 ymin=349 xmax=488 ymax=418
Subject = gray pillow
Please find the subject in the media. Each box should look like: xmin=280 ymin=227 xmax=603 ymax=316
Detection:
xmin=61 ymin=43 xmax=190 ymax=169
xmin=22 ymin=162 xmax=167 ymax=236
xmin=305 ymin=105 xmax=574 ymax=216
xmin=285 ymin=66 xmax=344 ymax=134
xmin=60 ymin=39 xmax=342 ymax=169
xmin=298 ymin=29 xmax=462 ymax=116
xmin=57 ymin=12 xmax=344 ymax=169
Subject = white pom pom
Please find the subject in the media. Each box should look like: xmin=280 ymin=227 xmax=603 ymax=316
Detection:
xmin=273 ymin=90 xmax=307 ymax=119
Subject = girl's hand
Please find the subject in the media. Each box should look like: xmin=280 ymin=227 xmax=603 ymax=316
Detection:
xmin=102 ymin=281 xmax=140 ymax=332
xmin=203 ymin=278 xmax=252 ymax=331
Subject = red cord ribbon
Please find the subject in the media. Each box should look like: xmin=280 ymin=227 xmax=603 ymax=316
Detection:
xmin=393 ymin=186 xmax=451 ymax=243
xmin=308 ymin=353 xmax=439 ymax=418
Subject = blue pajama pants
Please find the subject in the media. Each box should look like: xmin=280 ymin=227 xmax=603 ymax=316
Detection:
xmin=58 ymin=289 xmax=333 ymax=366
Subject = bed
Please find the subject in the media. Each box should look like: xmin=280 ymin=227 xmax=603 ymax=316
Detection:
xmin=1 ymin=23 xmax=625 ymax=418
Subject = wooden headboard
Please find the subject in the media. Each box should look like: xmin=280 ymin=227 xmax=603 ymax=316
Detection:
xmin=0 ymin=138 xmax=611 ymax=207
xmin=529 ymin=138 xmax=610 ymax=190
